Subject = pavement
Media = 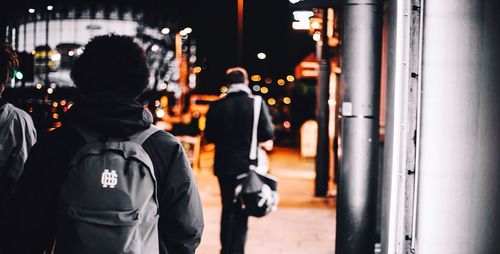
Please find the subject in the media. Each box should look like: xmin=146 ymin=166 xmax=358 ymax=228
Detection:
xmin=193 ymin=145 xmax=336 ymax=254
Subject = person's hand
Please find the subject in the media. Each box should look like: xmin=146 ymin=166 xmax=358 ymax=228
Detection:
xmin=260 ymin=140 xmax=274 ymax=152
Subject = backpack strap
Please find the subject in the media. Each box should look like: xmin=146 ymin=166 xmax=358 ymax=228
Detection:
xmin=130 ymin=124 xmax=162 ymax=145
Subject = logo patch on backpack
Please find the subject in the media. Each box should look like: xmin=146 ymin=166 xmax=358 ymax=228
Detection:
xmin=101 ymin=169 xmax=118 ymax=188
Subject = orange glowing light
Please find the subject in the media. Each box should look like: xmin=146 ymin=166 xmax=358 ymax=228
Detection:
xmin=283 ymin=97 xmax=291 ymax=104
xmin=267 ymin=98 xmax=276 ymax=105
xmin=251 ymin=75 xmax=261 ymax=82
xmin=283 ymin=121 xmax=291 ymax=129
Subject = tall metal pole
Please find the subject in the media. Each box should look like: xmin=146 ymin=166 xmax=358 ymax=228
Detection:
xmin=336 ymin=0 xmax=383 ymax=253
xmin=237 ymin=0 xmax=244 ymax=65
xmin=414 ymin=0 xmax=500 ymax=253
xmin=44 ymin=10 xmax=50 ymax=86
xmin=315 ymin=8 xmax=330 ymax=197
xmin=23 ymin=17 xmax=27 ymax=52
xmin=33 ymin=13 xmax=37 ymax=51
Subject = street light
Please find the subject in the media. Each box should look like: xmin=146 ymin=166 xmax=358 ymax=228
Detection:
xmin=47 ymin=5 xmax=53 ymax=11
xmin=257 ymin=52 xmax=266 ymax=60
xmin=161 ymin=27 xmax=170 ymax=35
xmin=28 ymin=8 xmax=35 ymax=13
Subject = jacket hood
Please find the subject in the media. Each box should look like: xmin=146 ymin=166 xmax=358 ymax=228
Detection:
xmin=65 ymin=94 xmax=153 ymax=137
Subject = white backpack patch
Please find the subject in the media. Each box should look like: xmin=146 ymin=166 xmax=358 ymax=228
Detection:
xmin=101 ymin=169 xmax=118 ymax=188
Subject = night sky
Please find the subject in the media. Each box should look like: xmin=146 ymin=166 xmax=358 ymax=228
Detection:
xmin=190 ymin=0 xmax=315 ymax=92
xmin=1 ymin=0 xmax=316 ymax=93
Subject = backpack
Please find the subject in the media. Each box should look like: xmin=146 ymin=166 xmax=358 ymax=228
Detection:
xmin=56 ymin=125 xmax=161 ymax=254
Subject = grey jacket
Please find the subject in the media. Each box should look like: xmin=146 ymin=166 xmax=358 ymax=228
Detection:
xmin=0 ymin=102 xmax=37 ymax=196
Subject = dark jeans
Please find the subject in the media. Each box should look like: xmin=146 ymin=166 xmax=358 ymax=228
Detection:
xmin=218 ymin=175 xmax=248 ymax=254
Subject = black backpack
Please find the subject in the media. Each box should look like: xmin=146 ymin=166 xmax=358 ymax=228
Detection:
xmin=56 ymin=125 xmax=161 ymax=254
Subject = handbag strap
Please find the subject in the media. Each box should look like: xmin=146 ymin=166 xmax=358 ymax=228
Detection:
xmin=249 ymin=96 xmax=262 ymax=161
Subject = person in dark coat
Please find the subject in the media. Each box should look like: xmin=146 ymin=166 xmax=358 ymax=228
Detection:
xmin=205 ymin=67 xmax=274 ymax=254
xmin=0 ymin=35 xmax=204 ymax=254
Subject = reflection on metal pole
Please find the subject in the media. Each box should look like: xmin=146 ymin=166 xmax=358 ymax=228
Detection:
xmin=336 ymin=0 xmax=383 ymax=253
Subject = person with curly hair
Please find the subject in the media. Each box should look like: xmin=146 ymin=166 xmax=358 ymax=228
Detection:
xmin=1 ymin=35 xmax=203 ymax=254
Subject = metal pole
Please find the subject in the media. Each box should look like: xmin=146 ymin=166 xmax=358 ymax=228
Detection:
xmin=14 ymin=24 xmax=19 ymax=51
xmin=44 ymin=10 xmax=49 ymax=86
xmin=315 ymin=8 xmax=330 ymax=197
xmin=33 ymin=14 xmax=37 ymax=51
xmin=414 ymin=0 xmax=500 ymax=252
xmin=336 ymin=0 xmax=383 ymax=253
xmin=23 ymin=17 xmax=27 ymax=52
xmin=237 ymin=0 xmax=244 ymax=65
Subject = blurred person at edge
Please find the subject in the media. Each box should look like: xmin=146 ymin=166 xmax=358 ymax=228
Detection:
xmin=205 ymin=67 xmax=274 ymax=254
xmin=0 ymin=44 xmax=37 ymax=233
xmin=0 ymin=35 xmax=203 ymax=254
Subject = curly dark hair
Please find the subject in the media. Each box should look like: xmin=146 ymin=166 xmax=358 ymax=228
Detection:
xmin=71 ymin=34 xmax=150 ymax=98
xmin=0 ymin=44 xmax=19 ymax=85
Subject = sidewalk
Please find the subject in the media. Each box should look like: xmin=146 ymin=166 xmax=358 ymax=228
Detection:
xmin=194 ymin=146 xmax=336 ymax=254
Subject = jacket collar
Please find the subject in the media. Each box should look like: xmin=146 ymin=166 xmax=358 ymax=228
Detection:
xmin=227 ymin=83 xmax=252 ymax=96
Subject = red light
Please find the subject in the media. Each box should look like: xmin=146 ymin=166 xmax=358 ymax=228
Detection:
xmin=283 ymin=121 xmax=291 ymax=129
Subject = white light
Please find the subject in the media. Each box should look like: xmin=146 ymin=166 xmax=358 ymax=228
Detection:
xmin=313 ymin=33 xmax=321 ymax=41
xmin=292 ymin=21 xmax=310 ymax=30
xmin=28 ymin=8 xmax=35 ymax=14
xmin=47 ymin=5 xmax=53 ymax=11
xmin=179 ymin=30 xmax=187 ymax=36
xmin=252 ymin=85 xmax=261 ymax=92
xmin=51 ymin=53 xmax=61 ymax=61
xmin=76 ymin=48 xmax=84 ymax=55
xmin=161 ymin=27 xmax=170 ymax=35
xmin=68 ymin=51 xmax=74 ymax=56
xmin=151 ymin=44 xmax=160 ymax=52
xmin=15 ymin=71 xmax=23 ymax=80
xmin=293 ymin=11 xmax=313 ymax=21
xmin=47 ymin=88 xmax=54 ymax=94
xmin=289 ymin=0 xmax=303 ymax=3
xmin=156 ymin=109 xmax=165 ymax=118
xmin=257 ymin=52 xmax=266 ymax=60
xmin=184 ymin=27 xmax=192 ymax=34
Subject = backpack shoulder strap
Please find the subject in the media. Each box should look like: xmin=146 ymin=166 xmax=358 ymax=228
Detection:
xmin=130 ymin=124 xmax=162 ymax=145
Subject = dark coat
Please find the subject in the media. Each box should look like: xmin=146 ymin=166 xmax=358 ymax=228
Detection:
xmin=205 ymin=91 xmax=274 ymax=176
xmin=0 ymin=95 xmax=204 ymax=254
